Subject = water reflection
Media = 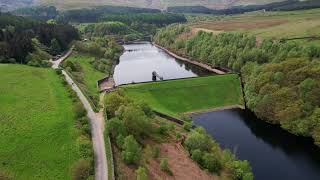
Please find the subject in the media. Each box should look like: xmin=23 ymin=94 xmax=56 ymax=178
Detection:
xmin=191 ymin=109 xmax=320 ymax=180
xmin=113 ymin=42 xmax=212 ymax=85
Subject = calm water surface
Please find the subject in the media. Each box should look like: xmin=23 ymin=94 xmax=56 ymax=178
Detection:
xmin=191 ymin=109 xmax=320 ymax=180
xmin=113 ymin=42 xmax=211 ymax=85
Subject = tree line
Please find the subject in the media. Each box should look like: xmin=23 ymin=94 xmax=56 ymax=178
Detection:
xmin=154 ymin=24 xmax=320 ymax=146
xmin=57 ymin=6 xmax=160 ymax=23
xmin=167 ymin=0 xmax=320 ymax=14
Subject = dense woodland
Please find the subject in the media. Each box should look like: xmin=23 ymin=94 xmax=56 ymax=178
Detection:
xmin=59 ymin=6 xmax=160 ymax=23
xmin=13 ymin=6 xmax=59 ymax=20
xmin=154 ymin=24 xmax=320 ymax=146
xmin=0 ymin=13 xmax=78 ymax=66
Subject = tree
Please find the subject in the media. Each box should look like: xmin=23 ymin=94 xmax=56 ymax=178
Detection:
xmin=136 ymin=166 xmax=148 ymax=180
xmin=122 ymin=135 xmax=141 ymax=164
xmin=299 ymin=78 xmax=317 ymax=99
xmin=50 ymin=38 xmax=61 ymax=55
xmin=106 ymin=117 xmax=128 ymax=139
xmin=105 ymin=92 xmax=129 ymax=118
xmin=184 ymin=128 xmax=213 ymax=152
xmin=118 ymin=104 xmax=152 ymax=140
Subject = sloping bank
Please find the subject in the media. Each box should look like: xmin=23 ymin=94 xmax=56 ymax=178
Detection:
xmin=119 ymin=74 xmax=244 ymax=118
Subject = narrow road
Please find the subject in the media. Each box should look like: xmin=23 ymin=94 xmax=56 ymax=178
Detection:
xmin=51 ymin=48 xmax=74 ymax=69
xmin=52 ymin=51 xmax=108 ymax=180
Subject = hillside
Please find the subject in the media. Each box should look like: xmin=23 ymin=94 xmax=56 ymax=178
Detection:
xmin=0 ymin=64 xmax=81 ymax=179
xmin=3 ymin=0 xmax=286 ymax=10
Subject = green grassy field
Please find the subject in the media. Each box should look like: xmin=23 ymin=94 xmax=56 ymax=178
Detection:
xmin=121 ymin=74 xmax=243 ymax=117
xmin=191 ymin=8 xmax=320 ymax=43
xmin=0 ymin=64 xmax=80 ymax=179
xmin=66 ymin=53 xmax=106 ymax=99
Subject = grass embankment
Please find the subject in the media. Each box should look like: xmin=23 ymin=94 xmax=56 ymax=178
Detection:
xmin=121 ymin=74 xmax=243 ymax=117
xmin=0 ymin=64 xmax=80 ymax=179
xmin=191 ymin=8 xmax=320 ymax=44
xmin=104 ymin=133 xmax=114 ymax=180
xmin=64 ymin=53 xmax=107 ymax=110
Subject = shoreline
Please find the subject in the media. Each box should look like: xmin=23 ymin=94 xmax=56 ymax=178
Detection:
xmin=153 ymin=43 xmax=226 ymax=75
xmin=185 ymin=105 xmax=246 ymax=116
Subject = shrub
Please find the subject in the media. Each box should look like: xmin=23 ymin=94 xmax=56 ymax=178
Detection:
xmin=175 ymin=132 xmax=182 ymax=140
xmin=184 ymin=128 xmax=213 ymax=152
xmin=74 ymin=102 xmax=87 ymax=118
xmin=81 ymin=124 xmax=91 ymax=136
xmin=229 ymin=160 xmax=253 ymax=180
xmin=202 ymin=153 xmax=221 ymax=173
xmin=106 ymin=117 xmax=127 ymax=139
xmin=136 ymin=166 xmax=148 ymax=180
xmin=157 ymin=122 xmax=169 ymax=135
xmin=181 ymin=114 xmax=192 ymax=122
xmin=160 ymin=158 xmax=172 ymax=175
xmin=191 ymin=149 xmax=203 ymax=164
xmin=122 ymin=135 xmax=141 ymax=165
xmin=77 ymin=136 xmax=93 ymax=159
xmin=152 ymin=146 xmax=160 ymax=159
xmin=55 ymin=68 xmax=62 ymax=75
xmin=183 ymin=122 xmax=192 ymax=131
xmin=116 ymin=134 xmax=125 ymax=149
xmin=0 ymin=171 xmax=12 ymax=180
xmin=72 ymin=159 xmax=92 ymax=180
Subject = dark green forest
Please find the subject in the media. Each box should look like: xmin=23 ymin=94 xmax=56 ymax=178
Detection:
xmin=0 ymin=13 xmax=78 ymax=66
xmin=154 ymin=24 xmax=320 ymax=146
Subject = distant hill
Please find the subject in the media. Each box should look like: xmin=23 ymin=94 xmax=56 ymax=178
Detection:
xmin=3 ymin=0 xmax=317 ymax=12
xmin=0 ymin=0 xmax=34 ymax=11
xmin=1 ymin=0 xmax=287 ymax=11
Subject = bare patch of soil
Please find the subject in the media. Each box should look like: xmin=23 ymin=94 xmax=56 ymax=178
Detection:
xmin=147 ymin=143 xmax=215 ymax=180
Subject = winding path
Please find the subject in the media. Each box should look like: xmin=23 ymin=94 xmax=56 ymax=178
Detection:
xmin=51 ymin=50 xmax=108 ymax=180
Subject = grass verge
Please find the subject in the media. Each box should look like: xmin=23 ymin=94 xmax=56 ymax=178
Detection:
xmin=64 ymin=53 xmax=107 ymax=111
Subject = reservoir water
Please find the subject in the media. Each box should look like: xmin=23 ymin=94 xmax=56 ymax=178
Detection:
xmin=191 ymin=109 xmax=320 ymax=180
xmin=113 ymin=42 xmax=212 ymax=85
xmin=115 ymin=41 xmax=320 ymax=179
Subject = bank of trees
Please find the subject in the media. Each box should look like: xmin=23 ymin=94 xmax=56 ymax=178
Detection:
xmin=102 ymin=13 xmax=186 ymax=26
xmin=60 ymin=6 xmax=160 ymax=23
xmin=154 ymin=24 xmax=320 ymax=146
xmin=0 ymin=13 xmax=79 ymax=66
